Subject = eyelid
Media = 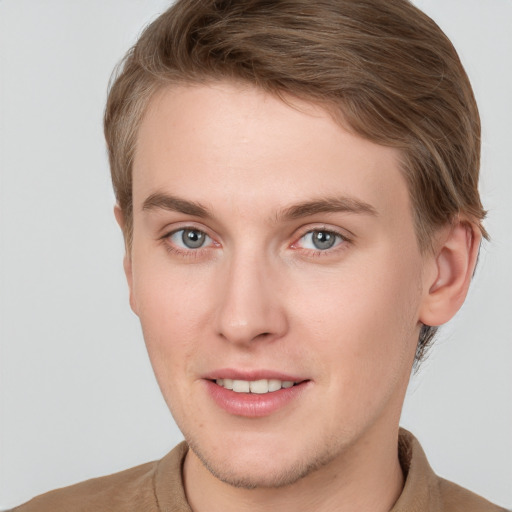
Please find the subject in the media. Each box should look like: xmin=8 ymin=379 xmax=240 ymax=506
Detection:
xmin=170 ymin=228 xmax=212 ymax=248
xmin=159 ymin=221 xmax=217 ymax=241
xmin=290 ymin=225 xmax=351 ymax=252
xmin=160 ymin=224 xmax=221 ymax=256
xmin=159 ymin=222 xmax=350 ymax=256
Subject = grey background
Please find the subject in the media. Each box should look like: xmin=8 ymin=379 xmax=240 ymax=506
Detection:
xmin=0 ymin=0 xmax=511 ymax=509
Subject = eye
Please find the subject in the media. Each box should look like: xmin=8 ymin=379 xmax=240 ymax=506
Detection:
xmin=297 ymin=229 xmax=345 ymax=251
xmin=168 ymin=228 xmax=212 ymax=250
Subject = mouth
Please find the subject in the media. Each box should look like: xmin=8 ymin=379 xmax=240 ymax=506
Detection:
xmin=204 ymin=373 xmax=310 ymax=417
xmin=213 ymin=378 xmax=301 ymax=394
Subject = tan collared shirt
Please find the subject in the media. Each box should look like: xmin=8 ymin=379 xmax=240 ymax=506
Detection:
xmin=11 ymin=430 xmax=507 ymax=511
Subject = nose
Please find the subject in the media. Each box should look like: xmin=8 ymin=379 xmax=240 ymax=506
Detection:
xmin=215 ymin=251 xmax=288 ymax=346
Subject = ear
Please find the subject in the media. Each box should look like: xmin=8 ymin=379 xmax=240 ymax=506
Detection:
xmin=419 ymin=221 xmax=481 ymax=327
xmin=114 ymin=205 xmax=138 ymax=315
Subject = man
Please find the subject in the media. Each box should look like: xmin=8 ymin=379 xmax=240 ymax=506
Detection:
xmin=10 ymin=0 xmax=508 ymax=510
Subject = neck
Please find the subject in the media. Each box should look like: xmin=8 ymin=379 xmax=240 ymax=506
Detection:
xmin=183 ymin=425 xmax=405 ymax=512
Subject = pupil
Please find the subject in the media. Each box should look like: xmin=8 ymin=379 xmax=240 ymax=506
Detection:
xmin=182 ymin=229 xmax=205 ymax=249
xmin=313 ymin=231 xmax=335 ymax=250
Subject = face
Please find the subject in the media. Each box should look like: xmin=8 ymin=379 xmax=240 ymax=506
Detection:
xmin=126 ymin=82 xmax=430 ymax=488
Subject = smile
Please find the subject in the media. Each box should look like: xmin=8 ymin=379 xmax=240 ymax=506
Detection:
xmin=206 ymin=376 xmax=310 ymax=417
xmin=215 ymin=378 xmax=298 ymax=394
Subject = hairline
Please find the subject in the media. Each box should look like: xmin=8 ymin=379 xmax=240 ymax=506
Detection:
xmin=118 ymin=76 xmax=444 ymax=255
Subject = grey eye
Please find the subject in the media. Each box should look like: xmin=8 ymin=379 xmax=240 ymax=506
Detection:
xmin=299 ymin=230 xmax=343 ymax=251
xmin=169 ymin=228 xmax=211 ymax=250
xmin=311 ymin=231 xmax=337 ymax=250
xmin=181 ymin=229 xmax=207 ymax=249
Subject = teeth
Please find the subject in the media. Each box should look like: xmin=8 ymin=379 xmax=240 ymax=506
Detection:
xmin=215 ymin=378 xmax=297 ymax=394
xmin=232 ymin=380 xmax=250 ymax=393
xmin=268 ymin=379 xmax=281 ymax=392
xmin=249 ymin=379 xmax=268 ymax=394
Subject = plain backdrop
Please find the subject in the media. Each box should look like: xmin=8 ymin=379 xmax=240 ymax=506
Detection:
xmin=0 ymin=0 xmax=511 ymax=509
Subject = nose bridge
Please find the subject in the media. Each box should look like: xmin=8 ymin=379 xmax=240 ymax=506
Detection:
xmin=215 ymin=245 xmax=287 ymax=345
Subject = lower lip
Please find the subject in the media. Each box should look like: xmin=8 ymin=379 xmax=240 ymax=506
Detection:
xmin=205 ymin=380 xmax=309 ymax=417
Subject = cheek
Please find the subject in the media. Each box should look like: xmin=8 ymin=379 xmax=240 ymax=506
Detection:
xmin=131 ymin=257 xmax=216 ymax=376
xmin=132 ymin=267 xmax=212 ymax=423
xmin=291 ymin=252 xmax=422 ymax=378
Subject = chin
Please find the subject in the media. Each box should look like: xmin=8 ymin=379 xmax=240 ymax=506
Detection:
xmin=187 ymin=434 xmax=339 ymax=490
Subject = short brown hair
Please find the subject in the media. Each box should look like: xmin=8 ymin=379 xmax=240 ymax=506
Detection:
xmin=104 ymin=0 xmax=487 ymax=361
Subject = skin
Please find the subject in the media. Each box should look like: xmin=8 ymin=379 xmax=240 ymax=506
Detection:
xmin=118 ymin=81 xmax=480 ymax=512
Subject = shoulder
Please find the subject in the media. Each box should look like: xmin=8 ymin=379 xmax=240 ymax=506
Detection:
xmin=10 ymin=459 xmax=161 ymax=512
xmin=395 ymin=429 xmax=508 ymax=512
xmin=9 ymin=442 xmax=190 ymax=512
xmin=437 ymin=477 xmax=509 ymax=512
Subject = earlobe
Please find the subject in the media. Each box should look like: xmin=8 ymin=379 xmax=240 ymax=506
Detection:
xmin=123 ymin=254 xmax=139 ymax=316
xmin=114 ymin=205 xmax=139 ymax=316
xmin=114 ymin=205 xmax=127 ymax=239
xmin=419 ymin=221 xmax=481 ymax=328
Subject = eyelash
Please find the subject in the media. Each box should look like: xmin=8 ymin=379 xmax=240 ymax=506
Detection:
xmin=160 ymin=227 xmax=217 ymax=259
xmin=291 ymin=227 xmax=349 ymax=257
xmin=160 ymin=226 xmax=350 ymax=259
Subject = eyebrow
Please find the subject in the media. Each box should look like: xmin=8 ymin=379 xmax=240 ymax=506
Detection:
xmin=141 ymin=192 xmax=378 ymax=220
xmin=142 ymin=193 xmax=209 ymax=217
xmin=279 ymin=197 xmax=378 ymax=220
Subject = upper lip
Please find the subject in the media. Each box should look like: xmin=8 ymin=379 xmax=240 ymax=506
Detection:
xmin=203 ymin=369 xmax=308 ymax=382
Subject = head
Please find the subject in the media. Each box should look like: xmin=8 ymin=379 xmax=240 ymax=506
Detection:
xmin=104 ymin=0 xmax=485 ymax=491
xmin=105 ymin=0 xmax=486 ymax=364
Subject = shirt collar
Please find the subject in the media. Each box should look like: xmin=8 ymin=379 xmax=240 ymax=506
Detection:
xmin=155 ymin=429 xmax=444 ymax=512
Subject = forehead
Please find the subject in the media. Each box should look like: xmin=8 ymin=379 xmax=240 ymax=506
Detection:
xmin=132 ymin=82 xmax=412 ymax=232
